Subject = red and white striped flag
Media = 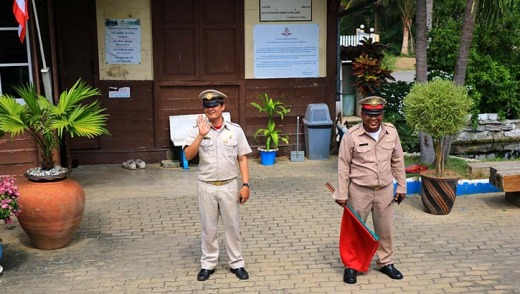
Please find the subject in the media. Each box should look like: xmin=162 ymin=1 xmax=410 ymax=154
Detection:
xmin=13 ymin=0 xmax=29 ymax=43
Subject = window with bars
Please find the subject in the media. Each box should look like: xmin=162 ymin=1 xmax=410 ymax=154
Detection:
xmin=0 ymin=1 xmax=32 ymax=98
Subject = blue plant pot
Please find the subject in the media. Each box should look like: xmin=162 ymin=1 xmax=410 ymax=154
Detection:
xmin=0 ymin=242 xmax=3 ymax=262
xmin=259 ymin=149 xmax=277 ymax=166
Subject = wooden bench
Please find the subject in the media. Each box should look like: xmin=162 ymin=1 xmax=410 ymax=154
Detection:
xmin=490 ymin=166 xmax=520 ymax=206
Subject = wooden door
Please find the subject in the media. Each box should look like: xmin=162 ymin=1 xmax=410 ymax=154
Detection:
xmin=152 ymin=0 xmax=244 ymax=149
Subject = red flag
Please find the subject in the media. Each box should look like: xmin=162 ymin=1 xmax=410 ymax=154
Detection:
xmin=325 ymin=182 xmax=379 ymax=272
xmin=13 ymin=0 xmax=29 ymax=43
xmin=339 ymin=204 xmax=379 ymax=272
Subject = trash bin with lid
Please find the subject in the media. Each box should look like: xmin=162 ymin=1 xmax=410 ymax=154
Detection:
xmin=303 ymin=103 xmax=333 ymax=160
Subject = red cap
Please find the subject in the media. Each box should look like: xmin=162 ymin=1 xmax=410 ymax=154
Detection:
xmin=359 ymin=96 xmax=386 ymax=115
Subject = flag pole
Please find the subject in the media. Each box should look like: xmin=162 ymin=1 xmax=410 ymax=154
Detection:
xmin=30 ymin=0 xmax=53 ymax=103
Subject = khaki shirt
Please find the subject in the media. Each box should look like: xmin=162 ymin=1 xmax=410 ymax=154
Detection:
xmin=335 ymin=122 xmax=406 ymax=200
xmin=185 ymin=120 xmax=252 ymax=181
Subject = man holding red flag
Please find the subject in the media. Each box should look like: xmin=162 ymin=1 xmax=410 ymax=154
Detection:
xmin=334 ymin=96 xmax=406 ymax=284
xmin=13 ymin=0 xmax=29 ymax=43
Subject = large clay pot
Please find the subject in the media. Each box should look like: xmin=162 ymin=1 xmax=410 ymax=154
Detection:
xmin=17 ymin=178 xmax=85 ymax=249
xmin=420 ymin=171 xmax=458 ymax=215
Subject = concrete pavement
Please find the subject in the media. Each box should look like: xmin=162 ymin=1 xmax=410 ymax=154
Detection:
xmin=1 ymin=155 xmax=520 ymax=293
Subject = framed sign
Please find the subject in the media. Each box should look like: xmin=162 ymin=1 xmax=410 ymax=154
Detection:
xmin=260 ymin=0 xmax=312 ymax=22
xmin=254 ymin=24 xmax=319 ymax=79
xmin=105 ymin=19 xmax=141 ymax=64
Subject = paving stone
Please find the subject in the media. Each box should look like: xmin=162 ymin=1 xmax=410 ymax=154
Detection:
xmin=0 ymin=156 xmax=519 ymax=293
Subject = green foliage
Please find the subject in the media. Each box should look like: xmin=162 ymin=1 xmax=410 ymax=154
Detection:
xmin=466 ymin=51 xmax=518 ymax=118
xmin=381 ymin=53 xmax=397 ymax=70
xmin=403 ymin=79 xmax=472 ymax=176
xmin=426 ymin=0 xmax=520 ymax=119
xmin=427 ymin=20 xmax=460 ymax=73
xmin=379 ymin=81 xmax=418 ymax=153
xmin=0 ymin=79 xmax=109 ymax=170
xmin=250 ymin=93 xmax=290 ymax=150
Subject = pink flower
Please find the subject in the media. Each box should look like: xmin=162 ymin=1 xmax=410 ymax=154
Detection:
xmin=1 ymin=176 xmax=21 ymax=225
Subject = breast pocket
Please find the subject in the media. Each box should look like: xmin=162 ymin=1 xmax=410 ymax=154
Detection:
xmin=354 ymin=145 xmax=373 ymax=164
xmin=381 ymin=141 xmax=396 ymax=161
xmin=199 ymin=139 xmax=214 ymax=159
xmin=223 ymin=139 xmax=238 ymax=158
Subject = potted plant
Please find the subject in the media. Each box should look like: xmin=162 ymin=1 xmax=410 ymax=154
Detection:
xmin=0 ymin=175 xmax=21 ymax=272
xmin=0 ymin=79 xmax=109 ymax=249
xmin=251 ymin=93 xmax=290 ymax=165
xmin=403 ymin=78 xmax=473 ymax=215
xmin=0 ymin=176 xmax=21 ymax=225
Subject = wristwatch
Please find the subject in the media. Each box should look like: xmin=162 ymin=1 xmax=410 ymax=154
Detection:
xmin=242 ymin=183 xmax=251 ymax=188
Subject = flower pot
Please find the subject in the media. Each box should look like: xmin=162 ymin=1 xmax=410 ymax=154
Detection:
xmin=420 ymin=170 xmax=459 ymax=215
xmin=17 ymin=178 xmax=85 ymax=250
xmin=259 ymin=149 xmax=277 ymax=166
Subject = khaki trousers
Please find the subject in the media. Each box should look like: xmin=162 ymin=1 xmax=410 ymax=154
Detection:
xmin=348 ymin=182 xmax=395 ymax=267
xmin=198 ymin=179 xmax=244 ymax=270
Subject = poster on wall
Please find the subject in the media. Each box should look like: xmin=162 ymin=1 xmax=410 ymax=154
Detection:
xmin=260 ymin=0 xmax=312 ymax=22
xmin=254 ymin=24 xmax=319 ymax=79
xmin=105 ymin=19 xmax=141 ymax=64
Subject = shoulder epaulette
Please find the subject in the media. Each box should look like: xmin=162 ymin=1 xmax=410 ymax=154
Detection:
xmin=383 ymin=122 xmax=396 ymax=129
xmin=226 ymin=121 xmax=240 ymax=128
xmin=348 ymin=123 xmax=362 ymax=133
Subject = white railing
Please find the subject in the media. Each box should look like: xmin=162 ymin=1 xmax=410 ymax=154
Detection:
xmin=340 ymin=33 xmax=380 ymax=47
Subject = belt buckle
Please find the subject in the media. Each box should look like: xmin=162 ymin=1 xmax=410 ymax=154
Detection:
xmin=374 ymin=186 xmax=380 ymax=190
xmin=214 ymin=181 xmax=224 ymax=186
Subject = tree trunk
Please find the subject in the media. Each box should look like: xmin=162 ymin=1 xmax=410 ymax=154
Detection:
xmin=373 ymin=0 xmax=384 ymax=33
xmin=415 ymin=0 xmax=428 ymax=83
xmin=426 ymin=0 xmax=434 ymax=31
xmin=400 ymin=19 xmax=411 ymax=55
xmin=416 ymin=0 xmax=436 ymax=164
xmin=454 ymin=0 xmax=478 ymax=86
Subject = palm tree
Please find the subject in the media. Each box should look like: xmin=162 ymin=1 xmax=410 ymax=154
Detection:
xmin=415 ymin=0 xmax=428 ymax=84
xmin=454 ymin=0 xmax=513 ymax=86
xmin=0 ymin=79 xmax=109 ymax=171
xmin=397 ymin=0 xmax=416 ymax=56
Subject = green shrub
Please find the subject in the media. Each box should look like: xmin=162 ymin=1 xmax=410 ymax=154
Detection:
xmin=466 ymin=51 xmax=519 ymax=119
xmin=380 ymin=81 xmax=418 ymax=153
xmin=404 ymin=79 xmax=473 ymax=176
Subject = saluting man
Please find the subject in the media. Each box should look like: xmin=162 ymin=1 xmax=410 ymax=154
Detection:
xmin=184 ymin=89 xmax=252 ymax=281
xmin=334 ymin=96 xmax=407 ymax=284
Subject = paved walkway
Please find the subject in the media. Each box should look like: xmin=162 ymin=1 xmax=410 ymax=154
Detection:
xmin=1 ymin=156 xmax=520 ymax=293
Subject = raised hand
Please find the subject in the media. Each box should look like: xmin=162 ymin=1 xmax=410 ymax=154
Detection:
xmin=197 ymin=114 xmax=211 ymax=137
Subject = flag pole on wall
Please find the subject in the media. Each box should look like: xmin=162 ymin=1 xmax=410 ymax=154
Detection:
xmin=30 ymin=0 xmax=53 ymax=103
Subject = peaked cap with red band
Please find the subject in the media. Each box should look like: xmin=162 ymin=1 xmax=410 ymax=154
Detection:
xmin=199 ymin=89 xmax=227 ymax=107
xmin=359 ymin=96 xmax=387 ymax=115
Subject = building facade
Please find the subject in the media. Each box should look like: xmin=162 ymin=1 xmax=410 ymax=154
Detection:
xmin=0 ymin=0 xmax=340 ymax=175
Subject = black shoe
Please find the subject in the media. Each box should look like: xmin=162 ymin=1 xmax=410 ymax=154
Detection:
xmin=197 ymin=269 xmax=215 ymax=281
xmin=343 ymin=267 xmax=357 ymax=284
xmin=379 ymin=264 xmax=403 ymax=280
xmin=230 ymin=267 xmax=249 ymax=280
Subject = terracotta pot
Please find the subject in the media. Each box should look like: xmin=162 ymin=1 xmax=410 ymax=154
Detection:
xmin=17 ymin=178 xmax=85 ymax=249
xmin=420 ymin=170 xmax=458 ymax=215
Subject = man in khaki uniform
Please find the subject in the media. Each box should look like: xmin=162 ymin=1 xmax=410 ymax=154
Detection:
xmin=184 ymin=89 xmax=252 ymax=281
xmin=334 ymin=96 xmax=406 ymax=284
